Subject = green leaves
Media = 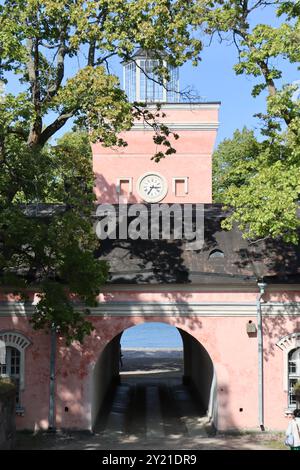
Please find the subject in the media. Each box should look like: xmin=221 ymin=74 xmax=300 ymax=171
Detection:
xmin=209 ymin=1 xmax=300 ymax=243
xmin=1 ymin=0 xmax=299 ymax=340
xmin=222 ymin=161 xmax=300 ymax=244
xmin=212 ymin=128 xmax=261 ymax=202
xmin=213 ymin=127 xmax=300 ymax=244
xmin=0 ymin=131 xmax=108 ymax=343
xmin=0 ymin=1 xmax=210 ymax=342
xmin=0 ymin=0 xmax=206 ymax=149
xmin=54 ymin=66 xmax=133 ymax=146
xmin=32 ymin=281 xmax=95 ymax=346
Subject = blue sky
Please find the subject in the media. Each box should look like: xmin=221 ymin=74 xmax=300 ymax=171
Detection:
xmin=4 ymin=6 xmax=299 ymax=148
xmin=121 ymin=322 xmax=182 ymax=349
xmin=182 ymin=40 xmax=299 ymax=145
xmin=105 ymin=37 xmax=299 ymax=146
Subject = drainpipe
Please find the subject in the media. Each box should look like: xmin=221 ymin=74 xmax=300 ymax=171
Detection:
xmin=257 ymin=281 xmax=267 ymax=431
xmin=48 ymin=325 xmax=56 ymax=431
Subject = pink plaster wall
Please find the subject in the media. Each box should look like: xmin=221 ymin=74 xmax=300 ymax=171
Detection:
xmin=1 ymin=288 xmax=299 ymax=431
xmin=98 ymin=289 xmax=300 ymax=304
xmin=92 ymin=106 xmax=219 ymax=204
xmin=52 ymin=311 xmax=298 ymax=432
xmin=0 ymin=317 xmax=50 ymax=431
xmin=98 ymin=290 xmax=258 ymax=303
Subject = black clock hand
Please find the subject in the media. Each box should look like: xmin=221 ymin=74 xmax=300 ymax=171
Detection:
xmin=147 ymin=186 xmax=154 ymax=195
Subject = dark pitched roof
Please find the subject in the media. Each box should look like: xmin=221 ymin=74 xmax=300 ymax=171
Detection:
xmin=94 ymin=204 xmax=300 ymax=285
xmin=4 ymin=203 xmax=299 ymax=286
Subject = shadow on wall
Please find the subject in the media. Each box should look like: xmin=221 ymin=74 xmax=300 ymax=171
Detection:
xmin=94 ymin=174 xmax=139 ymax=205
xmin=91 ymin=333 xmax=121 ymax=430
xmin=93 ymin=174 xmax=190 ymax=284
xmin=232 ymin=236 xmax=300 ymax=360
xmin=93 ymin=174 xmax=300 ymax=286
xmin=179 ymin=329 xmax=217 ymax=428
xmin=91 ymin=322 xmax=228 ymax=432
xmin=53 ymin=316 xmax=240 ymax=432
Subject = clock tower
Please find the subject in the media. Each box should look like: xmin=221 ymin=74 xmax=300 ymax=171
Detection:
xmin=92 ymin=50 xmax=220 ymax=204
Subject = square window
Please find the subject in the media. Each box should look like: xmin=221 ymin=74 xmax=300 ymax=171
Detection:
xmin=116 ymin=178 xmax=132 ymax=197
xmin=173 ymin=177 xmax=188 ymax=197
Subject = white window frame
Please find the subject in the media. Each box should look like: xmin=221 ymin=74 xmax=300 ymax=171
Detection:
xmin=116 ymin=177 xmax=133 ymax=195
xmin=172 ymin=177 xmax=189 ymax=196
xmin=1 ymin=346 xmax=21 ymax=404
xmin=276 ymin=333 xmax=300 ymax=395
xmin=0 ymin=331 xmax=31 ymax=391
xmin=288 ymin=348 xmax=300 ymax=408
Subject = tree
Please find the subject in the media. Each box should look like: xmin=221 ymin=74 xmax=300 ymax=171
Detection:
xmin=206 ymin=1 xmax=300 ymax=243
xmin=0 ymin=0 xmax=207 ymax=342
xmin=212 ymin=127 xmax=261 ymax=202
xmin=0 ymin=0 xmax=205 ymax=154
xmin=0 ymin=130 xmax=109 ymax=344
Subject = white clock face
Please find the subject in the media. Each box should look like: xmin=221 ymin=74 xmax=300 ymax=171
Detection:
xmin=137 ymin=172 xmax=168 ymax=203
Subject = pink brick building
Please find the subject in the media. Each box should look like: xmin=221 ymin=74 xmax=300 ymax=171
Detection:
xmin=0 ymin=51 xmax=299 ymax=433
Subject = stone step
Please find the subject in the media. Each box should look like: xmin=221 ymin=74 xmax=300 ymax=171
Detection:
xmin=125 ymin=384 xmax=146 ymax=437
xmin=172 ymin=386 xmax=209 ymax=437
xmin=158 ymin=384 xmax=188 ymax=437
xmin=97 ymin=380 xmax=209 ymax=440
xmin=100 ymin=384 xmax=130 ymax=437
xmin=145 ymin=386 xmax=165 ymax=439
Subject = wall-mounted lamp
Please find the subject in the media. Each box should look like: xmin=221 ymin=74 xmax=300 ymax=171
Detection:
xmin=247 ymin=320 xmax=257 ymax=335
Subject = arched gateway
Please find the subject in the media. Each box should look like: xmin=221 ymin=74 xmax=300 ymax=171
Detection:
xmin=89 ymin=320 xmax=216 ymax=433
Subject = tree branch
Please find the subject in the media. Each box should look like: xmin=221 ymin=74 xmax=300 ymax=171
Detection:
xmin=257 ymin=59 xmax=277 ymax=97
xmin=7 ymin=127 xmax=28 ymax=140
xmin=0 ymin=131 xmax=5 ymax=165
xmin=232 ymin=29 xmax=279 ymax=103
xmin=27 ymin=37 xmax=42 ymax=146
xmin=248 ymin=0 xmax=279 ymax=13
xmin=88 ymin=40 xmax=96 ymax=66
xmin=45 ymin=41 xmax=67 ymax=101
xmin=88 ymin=4 xmax=109 ymax=67
xmin=94 ymin=51 xmax=117 ymax=66
xmin=39 ymin=110 xmax=75 ymax=147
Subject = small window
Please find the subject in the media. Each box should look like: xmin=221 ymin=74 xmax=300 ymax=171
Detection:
xmin=0 ymin=331 xmax=31 ymax=409
xmin=116 ymin=178 xmax=133 ymax=196
xmin=209 ymin=249 xmax=225 ymax=260
xmin=172 ymin=177 xmax=189 ymax=197
xmin=288 ymin=348 xmax=300 ymax=408
xmin=0 ymin=346 xmax=21 ymax=404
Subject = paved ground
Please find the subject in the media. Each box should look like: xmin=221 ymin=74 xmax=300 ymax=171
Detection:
xmin=15 ymin=350 xmax=286 ymax=450
xmin=16 ymin=429 xmax=285 ymax=450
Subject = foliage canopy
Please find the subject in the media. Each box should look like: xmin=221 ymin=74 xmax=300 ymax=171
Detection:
xmin=0 ymin=0 xmax=206 ymax=342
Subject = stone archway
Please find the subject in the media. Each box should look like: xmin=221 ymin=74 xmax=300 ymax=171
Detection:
xmin=89 ymin=318 xmax=217 ymax=434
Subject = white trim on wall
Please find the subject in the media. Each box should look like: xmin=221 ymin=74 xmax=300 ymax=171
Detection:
xmin=0 ymin=300 xmax=299 ymax=318
xmin=132 ymin=122 xmax=219 ymax=131
xmin=146 ymin=103 xmax=221 ymax=110
xmin=89 ymin=301 xmax=258 ymax=317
